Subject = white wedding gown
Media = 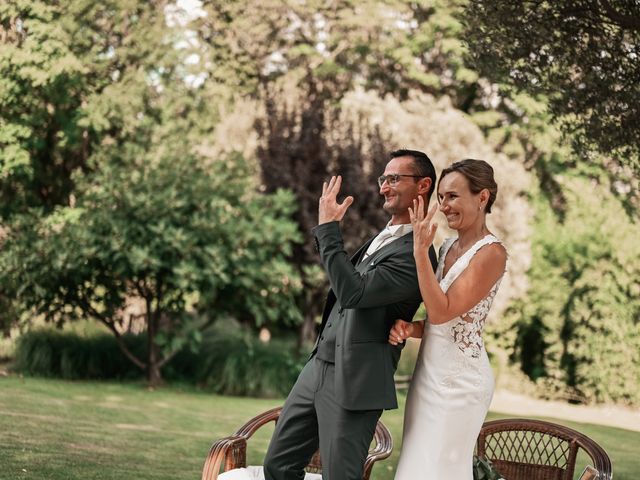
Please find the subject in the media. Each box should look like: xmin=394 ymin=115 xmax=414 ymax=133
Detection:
xmin=395 ymin=235 xmax=505 ymax=480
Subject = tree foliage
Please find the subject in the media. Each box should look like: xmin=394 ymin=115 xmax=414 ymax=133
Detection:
xmin=500 ymin=173 xmax=640 ymax=404
xmin=0 ymin=0 xmax=302 ymax=384
xmin=0 ymin=153 xmax=301 ymax=385
xmin=197 ymin=0 xmax=481 ymax=103
xmin=1 ymin=0 xmax=88 ymax=217
xmin=0 ymin=0 xmax=185 ymax=218
xmin=2 ymin=0 xmax=639 ymax=403
xmin=463 ymin=0 xmax=640 ymax=172
xmin=254 ymin=79 xmax=400 ymax=344
xmin=196 ymin=0 xmax=507 ymax=344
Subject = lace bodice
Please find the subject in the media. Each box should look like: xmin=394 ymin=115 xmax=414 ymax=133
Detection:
xmin=435 ymin=235 xmax=505 ymax=359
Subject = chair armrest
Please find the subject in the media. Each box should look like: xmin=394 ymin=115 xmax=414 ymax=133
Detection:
xmin=201 ymin=435 xmax=247 ymax=480
xmin=202 ymin=407 xmax=281 ymax=480
xmin=573 ymin=434 xmax=613 ymax=480
xmin=235 ymin=406 xmax=282 ymax=437
xmin=362 ymin=420 xmax=394 ymax=480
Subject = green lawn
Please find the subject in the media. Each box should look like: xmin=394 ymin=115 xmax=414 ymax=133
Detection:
xmin=0 ymin=377 xmax=637 ymax=480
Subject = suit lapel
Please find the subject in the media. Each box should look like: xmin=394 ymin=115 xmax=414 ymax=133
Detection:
xmin=351 ymin=236 xmax=375 ymax=265
xmin=356 ymin=231 xmax=413 ymax=272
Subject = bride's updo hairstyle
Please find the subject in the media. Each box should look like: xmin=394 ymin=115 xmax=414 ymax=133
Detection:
xmin=438 ymin=159 xmax=498 ymax=213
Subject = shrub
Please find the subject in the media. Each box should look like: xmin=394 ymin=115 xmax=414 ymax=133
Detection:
xmin=13 ymin=330 xmax=145 ymax=380
xmin=13 ymin=322 xmax=305 ymax=397
xmin=498 ymin=176 xmax=640 ymax=405
xmin=165 ymin=321 xmax=305 ymax=397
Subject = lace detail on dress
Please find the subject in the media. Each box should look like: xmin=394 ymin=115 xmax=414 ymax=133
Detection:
xmin=436 ymin=235 xmax=505 ymax=359
xmin=451 ymin=279 xmax=501 ymax=358
xmin=395 ymin=239 xmax=502 ymax=480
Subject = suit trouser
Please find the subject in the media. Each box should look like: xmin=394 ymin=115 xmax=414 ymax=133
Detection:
xmin=263 ymin=357 xmax=382 ymax=480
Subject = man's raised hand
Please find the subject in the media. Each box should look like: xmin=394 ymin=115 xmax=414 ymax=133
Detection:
xmin=318 ymin=175 xmax=354 ymax=224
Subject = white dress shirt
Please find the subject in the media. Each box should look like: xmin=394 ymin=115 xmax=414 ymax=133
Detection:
xmin=363 ymin=221 xmax=413 ymax=259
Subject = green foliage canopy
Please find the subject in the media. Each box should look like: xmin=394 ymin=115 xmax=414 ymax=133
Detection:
xmin=501 ymin=173 xmax=640 ymax=404
xmin=1 ymin=0 xmax=88 ymax=216
xmin=1 ymin=0 xmax=306 ymax=384
xmin=198 ymin=0 xmax=477 ymax=103
xmin=0 ymin=0 xmax=187 ymax=218
xmin=1 ymin=153 xmax=302 ymax=384
xmin=463 ymin=0 xmax=640 ymax=172
xmin=2 ymin=0 xmax=639 ymax=404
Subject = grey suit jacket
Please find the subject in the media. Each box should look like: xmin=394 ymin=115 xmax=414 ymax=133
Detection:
xmin=311 ymin=221 xmax=437 ymax=411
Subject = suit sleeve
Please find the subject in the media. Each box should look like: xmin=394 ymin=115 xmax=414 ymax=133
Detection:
xmin=313 ymin=221 xmax=419 ymax=309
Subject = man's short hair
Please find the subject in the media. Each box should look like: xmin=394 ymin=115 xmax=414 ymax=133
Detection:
xmin=390 ymin=149 xmax=437 ymax=198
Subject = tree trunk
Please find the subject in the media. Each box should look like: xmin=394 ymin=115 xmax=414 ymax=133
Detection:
xmin=147 ymin=351 xmax=163 ymax=387
xmin=146 ymin=302 xmax=163 ymax=387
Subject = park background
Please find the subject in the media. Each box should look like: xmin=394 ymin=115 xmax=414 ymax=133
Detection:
xmin=0 ymin=0 xmax=639 ymax=479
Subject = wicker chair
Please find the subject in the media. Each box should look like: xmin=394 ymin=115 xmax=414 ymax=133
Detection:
xmin=476 ymin=418 xmax=613 ymax=480
xmin=202 ymin=406 xmax=393 ymax=480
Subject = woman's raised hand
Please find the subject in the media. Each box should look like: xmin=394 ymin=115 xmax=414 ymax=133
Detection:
xmin=388 ymin=319 xmax=414 ymax=345
xmin=409 ymin=196 xmax=438 ymax=249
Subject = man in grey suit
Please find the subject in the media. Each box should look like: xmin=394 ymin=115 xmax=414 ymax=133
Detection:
xmin=264 ymin=150 xmax=438 ymax=480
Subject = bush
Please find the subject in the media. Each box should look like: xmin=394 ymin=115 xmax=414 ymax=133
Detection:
xmin=13 ymin=330 xmax=145 ymax=380
xmin=166 ymin=324 xmax=305 ymax=397
xmin=13 ymin=322 xmax=305 ymax=397
xmin=498 ymin=176 xmax=640 ymax=405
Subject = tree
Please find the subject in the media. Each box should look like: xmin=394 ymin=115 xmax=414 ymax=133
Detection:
xmin=0 ymin=0 xmax=187 ymax=219
xmin=255 ymin=81 xmax=392 ymax=344
xmin=1 ymin=0 xmax=89 ymax=218
xmin=462 ymin=0 xmax=640 ymax=172
xmin=499 ymin=173 xmax=640 ymax=404
xmin=196 ymin=0 xmax=488 ymax=344
xmin=0 ymin=152 xmax=302 ymax=386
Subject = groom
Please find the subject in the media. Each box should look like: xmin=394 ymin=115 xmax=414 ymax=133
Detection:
xmin=264 ymin=150 xmax=437 ymax=480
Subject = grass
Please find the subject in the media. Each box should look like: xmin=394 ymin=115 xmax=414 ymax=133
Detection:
xmin=0 ymin=376 xmax=637 ymax=480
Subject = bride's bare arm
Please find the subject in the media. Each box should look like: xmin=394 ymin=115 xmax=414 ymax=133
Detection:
xmin=411 ymin=197 xmax=507 ymax=325
xmin=416 ymin=241 xmax=506 ymax=325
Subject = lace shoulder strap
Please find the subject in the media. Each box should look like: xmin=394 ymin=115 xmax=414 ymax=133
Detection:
xmin=440 ymin=235 xmax=501 ymax=292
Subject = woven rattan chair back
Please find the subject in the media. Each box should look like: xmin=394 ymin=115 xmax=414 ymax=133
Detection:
xmin=202 ymin=406 xmax=393 ymax=480
xmin=476 ymin=419 xmax=612 ymax=480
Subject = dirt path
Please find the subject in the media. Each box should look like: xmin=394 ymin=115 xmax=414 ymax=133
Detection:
xmin=490 ymin=389 xmax=640 ymax=432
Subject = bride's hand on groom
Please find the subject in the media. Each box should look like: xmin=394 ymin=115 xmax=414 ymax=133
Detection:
xmin=409 ymin=196 xmax=438 ymax=250
xmin=388 ymin=319 xmax=414 ymax=345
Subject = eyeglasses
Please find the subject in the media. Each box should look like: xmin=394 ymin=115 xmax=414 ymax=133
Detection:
xmin=377 ymin=173 xmax=424 ymax=188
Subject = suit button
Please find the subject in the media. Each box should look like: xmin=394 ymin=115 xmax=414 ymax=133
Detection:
xmin=327 ymin=323 xmax=332 ymax=327
xmin=320 ymin=335 xmax=324 ymax=340
xmin=338 ymin=307 xmax=343 ymax=313
xmin=336 ymin=344 xmax=341 ymax=347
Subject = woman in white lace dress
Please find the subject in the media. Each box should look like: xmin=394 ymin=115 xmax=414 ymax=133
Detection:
xmin=389 ymin=159 xmax=507 ymax=480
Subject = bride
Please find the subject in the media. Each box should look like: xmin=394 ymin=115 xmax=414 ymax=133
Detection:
xmin=389 ymin=159 xmax=507 ymax=479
